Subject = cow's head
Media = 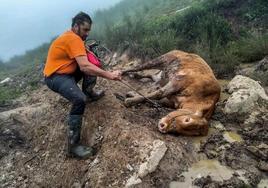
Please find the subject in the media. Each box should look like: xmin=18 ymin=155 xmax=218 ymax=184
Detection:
xmin=158 ymin=110 xmax=208 ymax=134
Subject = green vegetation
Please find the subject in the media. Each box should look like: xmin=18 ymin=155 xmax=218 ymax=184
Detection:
xmin=2 ymin=43 xmax=49 ymax=77
xmin=91 ymin=0 xmax=268 ymax=77
xmin=0 ymin=43 xmax=49 ymax=102
xmin=0 ymin=86 xmax=21 ymax=102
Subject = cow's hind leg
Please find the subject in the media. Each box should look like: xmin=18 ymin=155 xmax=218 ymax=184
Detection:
xmin=124 ymin=81 xmax=177 ymax=106
xmin=122 ymin=54 xmax=177 ymax=74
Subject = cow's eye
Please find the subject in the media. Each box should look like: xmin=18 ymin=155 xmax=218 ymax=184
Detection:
xmin=185 ymin=117 xmax=190 ymax=123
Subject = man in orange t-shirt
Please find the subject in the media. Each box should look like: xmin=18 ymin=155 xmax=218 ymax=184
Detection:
xmin=43 ymin=12 xmax=122 ymax=159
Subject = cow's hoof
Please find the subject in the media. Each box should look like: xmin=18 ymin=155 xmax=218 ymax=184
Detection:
xmin=126 ymin=91 xmax=136 ymax=98
xmin=124 ymin=98 xmax=133 ymax=107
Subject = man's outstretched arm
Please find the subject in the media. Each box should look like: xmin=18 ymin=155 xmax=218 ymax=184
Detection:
xmin=75 ymin=55 xmax=121 ymax=80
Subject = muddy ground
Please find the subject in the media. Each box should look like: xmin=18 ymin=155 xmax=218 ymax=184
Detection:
xmin=0 ymin=61 xmax=267 ymax=188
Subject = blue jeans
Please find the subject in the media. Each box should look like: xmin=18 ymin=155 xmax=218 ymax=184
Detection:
xmin=45 ymin=69 xmax=96 ymax=115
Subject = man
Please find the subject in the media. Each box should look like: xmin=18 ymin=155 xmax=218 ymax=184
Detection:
xmin=43 ymin=12 xmax=122 ymax=159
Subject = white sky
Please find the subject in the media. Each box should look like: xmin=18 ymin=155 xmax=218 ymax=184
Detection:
xmin=0 ymin=0 xmax=121 ymax=61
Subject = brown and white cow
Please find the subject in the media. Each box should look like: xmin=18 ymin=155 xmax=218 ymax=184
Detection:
xmin=123 ymin=50 xmax=221 ymax=136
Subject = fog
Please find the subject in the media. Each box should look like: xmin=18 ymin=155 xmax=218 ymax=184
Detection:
xmin=0 ymin=0 xmax=122 ymax=62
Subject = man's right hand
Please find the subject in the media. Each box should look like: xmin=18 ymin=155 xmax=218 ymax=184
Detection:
xmin=108 ymin=70 xmax=122 ymax=80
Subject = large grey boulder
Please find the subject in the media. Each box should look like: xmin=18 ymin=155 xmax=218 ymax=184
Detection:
xmin=0 ymin=103 xmax=49 ymax=123
xmin=224 ymin=75 xmax=268 ymax=114
xmin=236 ymin=56 xmax=268 ymax=86
xmin=125 ymin=140 xmax=167 ymax=187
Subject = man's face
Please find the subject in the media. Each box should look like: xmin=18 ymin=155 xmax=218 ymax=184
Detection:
xmin=74 ymin=21 xmax=91 ymax=41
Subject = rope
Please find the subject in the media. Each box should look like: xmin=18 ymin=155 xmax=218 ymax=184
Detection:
xmin=119 ymin=79 xmax=171 ymax=111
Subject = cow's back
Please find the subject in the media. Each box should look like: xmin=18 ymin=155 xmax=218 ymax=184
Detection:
xmin=166 ymin=50 xmax=221 ymax=118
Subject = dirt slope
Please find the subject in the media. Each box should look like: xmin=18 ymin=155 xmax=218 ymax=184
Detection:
xmin=0 ymin=60 xmax=267 ymax=188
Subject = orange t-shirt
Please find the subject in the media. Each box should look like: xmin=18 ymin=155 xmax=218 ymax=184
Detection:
xmin=43 ymin=30 xmax=86 ymax=77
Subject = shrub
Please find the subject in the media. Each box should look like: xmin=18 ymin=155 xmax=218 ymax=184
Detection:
xmin=229 ymin=33 xmax=268 ymax=63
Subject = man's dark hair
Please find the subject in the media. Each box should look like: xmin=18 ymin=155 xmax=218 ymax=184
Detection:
xmin=72 ymin=12 xmax=92 ymax=27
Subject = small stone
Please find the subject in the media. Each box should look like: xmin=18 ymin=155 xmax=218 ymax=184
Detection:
xmin=258 ymin=161 xmax=268 ymax=172
xmin=72 ymin=181 xmax=81 ymax=188
xmin=125 ymin=175 xmax=142 ymax=187
xmin=127 ymin=164 xmax=134 ymax=171
xmin=210 ymin=121 xmax=226 ymax=131
xmin=33 ymin=147 xmax=40 ymax=153
xmin=90 ymin=157 xmax=100 ymax=167
xmin=18 ymin=176 xmax=24 ymax=181
xmin=176 ymin=175 xmax=185 ymax=182
xmin=207 ymin=150 xmax=218 ymax=158
xmin=257 ymin=143 xmax=268 ymax=149
xmin=233 ymin=172 xmax=240 ymax=177
xmin=132 ymin=141 xmax=139 ymax=147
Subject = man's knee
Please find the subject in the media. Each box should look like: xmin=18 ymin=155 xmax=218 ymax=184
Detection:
xmin=73 ymin=94 xmax=87 ymax=106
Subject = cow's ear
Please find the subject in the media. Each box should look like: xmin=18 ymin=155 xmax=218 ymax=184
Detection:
xmin=194 ymin=111 xmax=203 ymax=117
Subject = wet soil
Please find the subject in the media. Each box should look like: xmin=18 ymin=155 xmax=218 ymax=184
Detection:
xmin=0 ymin=67 xmax=267 ymax=187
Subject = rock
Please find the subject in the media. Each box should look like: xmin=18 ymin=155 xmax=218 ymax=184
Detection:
xmin=255 ymin=56 xmax=268 ymax=72
xmin=11 ymin=114 xmax=29 ymax=124
xmin=0 ymin=77 xmax=12 ymax=84
xmin=244 ymin=111 xmax=261 ymax=125
xmin=193 ymin=175 xmax=213 ymax=187
xmin=258 ymin=179 xmax=268 ymax=188
xmin=126 ymin=164 xmax=134 ymax=172
xmin=90 ymin=157 xmax=100 ymax=168
xmin=0 ymin=103 xmax=49 ymax=123
xmin=258 ymin=161 xmax=268 ymax=172
xmin=227 ymin=75 xmax=268 ymax=99
xmin=246 ymin=146 xmax=267 ymax=160
xmin=236 ymin=57 xmax=268 ymax=86
xmin=210 ymin=120 xmax=225 ymax=131
xmin=224 ymin=89 xmax=258 ymax=114
xmin=71 ymin=181 xmax=81 ymax=188
xmin=138 ymin=140 xmax=167 ymax=178
xmin=125 ymin=175 xmax=142 ymax=188
xmin=224 ymin=75 xmax=268 ymax=114
xmin=206 ymin=150 xmax=218 ymax=159
xmin=125 ymin=140 xmax=167 ymax=187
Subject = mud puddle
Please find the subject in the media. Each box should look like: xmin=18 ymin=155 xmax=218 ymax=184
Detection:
xmin=192 ymin=128 xmax=216 ymax=148
xmin=258 ymin=179 xmax=268 ymax=188
xmin=169 ymin=160 xmax=246 ymax=188
xmin=223 ymin=131 xmax=243 ymax=143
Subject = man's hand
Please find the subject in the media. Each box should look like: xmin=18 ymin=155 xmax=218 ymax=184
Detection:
xmin=108 ymin=70 xmax=122 ymax=80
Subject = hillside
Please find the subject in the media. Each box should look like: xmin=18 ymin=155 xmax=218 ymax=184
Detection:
xmin=0 ymin=1 xmax=268 ymax=187
xmin=0 ymin=54 xmax=268 ymax=187
xmin=1 ymin=0 xmax=267 ymax=102
xmin=92 ymin=0 xmax=267 ymax=77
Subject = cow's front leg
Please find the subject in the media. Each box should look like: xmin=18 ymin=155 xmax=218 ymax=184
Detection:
xmin=124 ymin=81 xmax=177 ymax=106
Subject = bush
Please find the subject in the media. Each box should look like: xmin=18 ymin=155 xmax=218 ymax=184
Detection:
xmin=229 ymin=33 xmax=268 ymax=63
xmin=194 ymin=42 xmax=239 ymax=78
xmin=0 ymin=86 xmax=22 ymax=102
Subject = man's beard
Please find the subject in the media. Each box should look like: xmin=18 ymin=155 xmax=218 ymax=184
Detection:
xmin=78 ymin=27 xmax=87 ymax=41
xmin=81 ymin=35 xmax=87 ymax=41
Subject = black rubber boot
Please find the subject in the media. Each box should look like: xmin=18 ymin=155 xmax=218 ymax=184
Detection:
xmin=67 ymin=115 xmax=94 ymax=159
xmin=82 ymin=76 xmax=105 ymax=102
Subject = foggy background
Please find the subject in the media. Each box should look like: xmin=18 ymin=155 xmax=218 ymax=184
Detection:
xmin=0 ymin=0 xmax=122 ymax=62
